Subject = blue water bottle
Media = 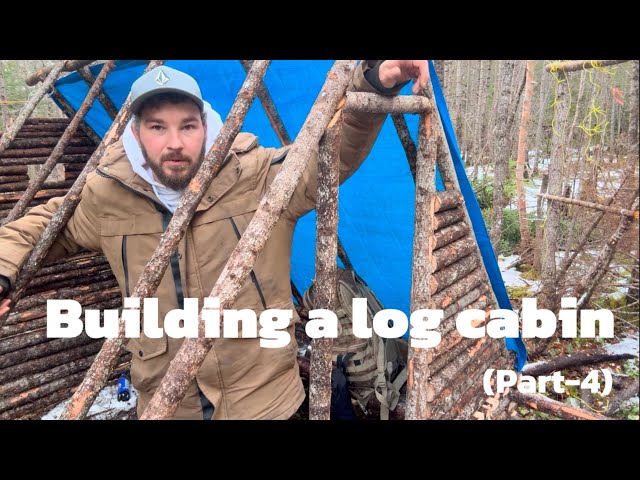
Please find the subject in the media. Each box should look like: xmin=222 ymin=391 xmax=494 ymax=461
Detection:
xmin=117 ymin=374 xmax=131 ymax=402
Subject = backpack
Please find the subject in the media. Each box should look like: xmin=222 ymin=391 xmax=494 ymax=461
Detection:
xmin=303 ymin=267 xmax=408 ymax=420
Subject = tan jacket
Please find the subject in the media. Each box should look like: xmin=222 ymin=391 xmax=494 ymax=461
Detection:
xmin=0 ymin=62 xmax=399 ymax=419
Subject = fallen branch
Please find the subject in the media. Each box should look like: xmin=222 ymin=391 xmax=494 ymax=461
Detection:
xmin=522 ymin=352 xmax=635 ymax=377
xmin=510 ymin=391 xmax=611 ymax=420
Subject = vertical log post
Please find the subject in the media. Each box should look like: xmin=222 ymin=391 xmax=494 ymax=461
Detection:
xmin=308 ymin=110 xmax=343 ymax=420
xmin=405 ymin=108 xmax=438 ymax=420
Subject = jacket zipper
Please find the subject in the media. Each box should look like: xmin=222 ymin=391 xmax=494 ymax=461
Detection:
xmin=121 ymin=235 xmax=130 ymax=297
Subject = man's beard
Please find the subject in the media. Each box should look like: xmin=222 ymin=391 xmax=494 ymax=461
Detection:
xmin=141 ymin=142 xmax=206 ymax=190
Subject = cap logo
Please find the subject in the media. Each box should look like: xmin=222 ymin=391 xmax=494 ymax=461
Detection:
xmin=155 ymin=70 xmax=170 ymax=86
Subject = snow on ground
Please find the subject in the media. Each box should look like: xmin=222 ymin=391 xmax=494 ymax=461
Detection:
xmin=498 ymin=254 xmax=541 ymax=293
xmin=42 ymin=380 xmax=138 ymax=420
xmin=605 ymin=335 xmax=640 ymax=357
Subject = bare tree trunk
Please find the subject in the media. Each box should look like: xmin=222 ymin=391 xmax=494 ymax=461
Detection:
xmin=539 ymin=72 xmax=571 ymax=311
xmin=454 ymin=61 xmax=463 ymax=147
xmin=489 ymin=60 xmax=516 ymax=251
xmin=516 ymin=61 xmax=536 ymax=250
xmin=506 ymin=61 xmax=526 ymax=160
xmin=533 ymin=68 xmax=551 ymax=175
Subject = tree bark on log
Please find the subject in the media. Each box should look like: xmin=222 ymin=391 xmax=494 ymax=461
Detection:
xmin=0 ymin=154 xmax=91 ymax=167
xmin=0 ymin=145 xmax=96 ymax=158
xmin=309 ymin=111 xmax=342 ymax=420
xmin=433 ymin=206 xmax=466 ymax=230
xmin=0 ymin=178 xmax=75 ymax=194
xmin=345 ymin=92 xmax=431 ymax=114
xmin=138 ymin=61 xmax=357 ymax=421
xmin=405 ymin=109 xmax=437 ymax=420
xmin=391 ymin=113 xmax=417 ymax=181
xmin=0 ymin=333 xmax=98 ymax=370
xmin=431 ymin=253 xmax=479 ymax=294
xmin=433 ymin=340 xmax=503 ymax=418
xmin=431 ymin=267 xmax=487 ymax=308
xmin=61 ymin=60 xmax=271 ymax=420
xmin=2 ymin=137 xmax=95 ymax=149
xmin=434 ymin=191 xmax=463 ymax=212
xmin=432 ymin=221 xmax=469 ymax=250
xmin=0 ymin=341 xmax=102 ymax=384
xmin=510 ymin=391 xmax=611 ymax=420
xmin=431 ymin=237 xmax=476 ymax=272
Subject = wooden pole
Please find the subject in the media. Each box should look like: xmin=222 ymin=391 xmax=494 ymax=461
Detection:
xmin=25 ymin=60 xmax=96 ymax=86
xmin=405 ymin=107 xmax=438 ymax=420
xmin=308 ymin=111 xmax=343 ymax=420
xmin=510 ymin=391 xmax=611 ymax=420
xmin=345 ymin=92 xmax=431 ymax=114
xmin=537 ymin=192 xmax=637 ymax=217
xmin=78 ymin=66 xmax=120 ymax=119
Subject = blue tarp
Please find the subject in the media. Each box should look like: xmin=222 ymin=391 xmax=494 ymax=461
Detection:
xmin=54 ymin=60 xmax=526 ymax=370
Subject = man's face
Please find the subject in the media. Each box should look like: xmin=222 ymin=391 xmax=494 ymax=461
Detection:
xmin=133 ymin=100 xmax=206 ymax=190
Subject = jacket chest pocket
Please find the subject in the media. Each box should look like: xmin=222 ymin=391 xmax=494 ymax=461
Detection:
xmin=100 ymin=215 xmax=169 ymax=362
xmin=191 ymin=197 xmax=265 ymax=308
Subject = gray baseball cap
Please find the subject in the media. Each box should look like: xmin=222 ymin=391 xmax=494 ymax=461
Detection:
xmin=129 ymin=65 xmax=204 ymax=114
